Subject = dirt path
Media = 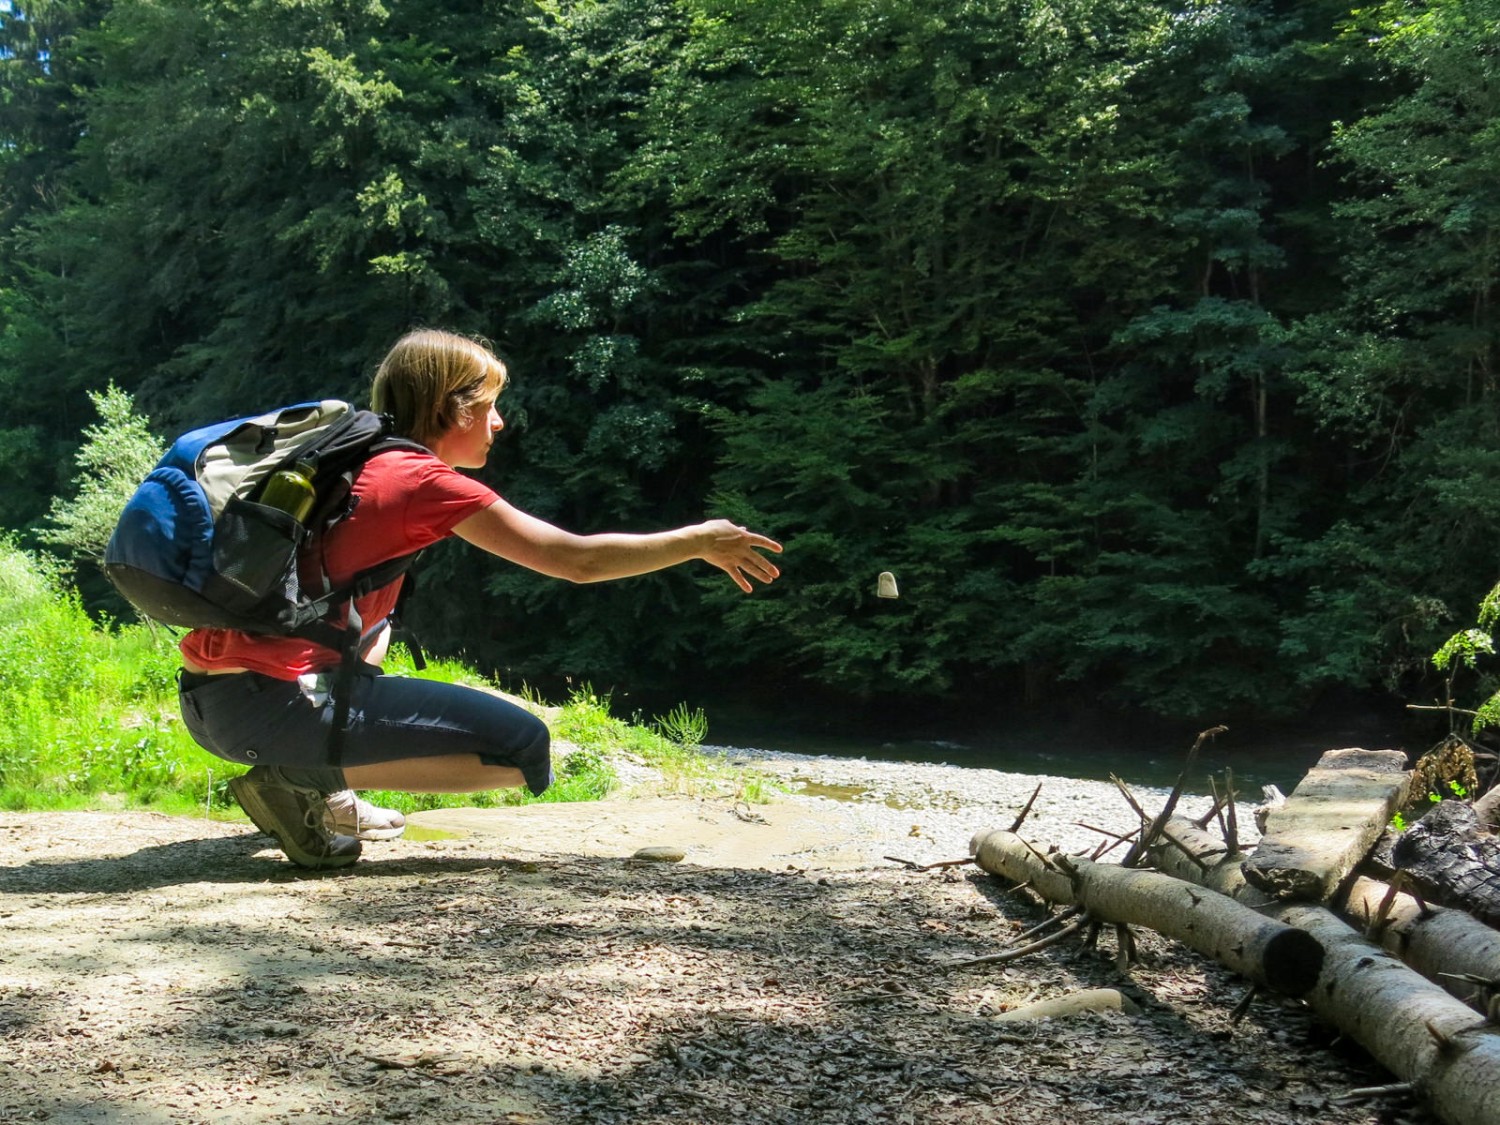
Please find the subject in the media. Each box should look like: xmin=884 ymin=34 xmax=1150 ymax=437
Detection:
xmin=0 ymin=801 xmax=1427 ymax=1125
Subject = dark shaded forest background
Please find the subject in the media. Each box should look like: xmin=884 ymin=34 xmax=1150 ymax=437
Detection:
xmin=2 ymin=0 xmax=1498 ymax=733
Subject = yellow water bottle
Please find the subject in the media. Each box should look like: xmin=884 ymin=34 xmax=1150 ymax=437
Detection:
xmin=259 ymin=458 xmax=318 ymax=524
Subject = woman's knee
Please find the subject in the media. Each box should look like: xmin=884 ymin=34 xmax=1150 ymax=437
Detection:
xmin=519 ymin=711 xmax=550 ymax=754
xmin=505 ymin=711 xmax=552 ymax=796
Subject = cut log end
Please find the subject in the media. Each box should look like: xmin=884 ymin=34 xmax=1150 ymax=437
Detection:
xmin=1263 ymin=927 xmax=1326 ymax=998
xmin=1241 ymin=859 xmax=1325 ymax=901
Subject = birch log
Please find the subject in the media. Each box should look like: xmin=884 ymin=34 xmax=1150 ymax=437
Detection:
xmin=1151 ymin=816 xmax=1256 ymax=899
xmin=968 ymin=830 xmax=1322 ymax=996
xmin=1279 ymin=903 xmax=1500 ymax=1125
xmin=1148 ymin=815 xmax=1500 ymax=1125
xmin=1342 ymin=875 xmax=1500 ymax=1014
xmin=1155 ymin=815 xmax=1500 ymax=1015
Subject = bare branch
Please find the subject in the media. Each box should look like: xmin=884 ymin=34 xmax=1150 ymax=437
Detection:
xmin=942 ymin=918 xmax=1088 ymax=970
xmin=1122 ymin=725 xmax=1227 ymax=869
xmin=1008 ymin=782 xmax=1044 ymax=834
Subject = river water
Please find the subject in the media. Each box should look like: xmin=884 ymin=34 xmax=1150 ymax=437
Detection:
xmin=693 ymin=693 xmax=1419 ymax=797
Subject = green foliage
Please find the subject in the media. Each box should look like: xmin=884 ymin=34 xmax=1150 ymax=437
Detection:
xmin=554 ymin=686 xmax=753 ymax=795
xmin=637 ymin=0 xmax=1331 ymax=713
xmin=654 ymin=701 xmax=708 ymax=750
xmin=1433 ymin=629 xmax=1496 ymax=676
xmin=1418 ymin=781 xmax=1470 ymax=807
xmin=1474 ymin=689 xmax=1500 ymax=738
xmin=1283 ymin=0 xmax=1500 ymax=711
xmin=40 ymin=385 xmax=164 ymax=564
xmin=1433 ymin=581 xmax=1500 ymax=740
xmin=0 ymin=537 xmax=218 ymax=810
xmin=8 ymin=0 xmax=1500 ymax=723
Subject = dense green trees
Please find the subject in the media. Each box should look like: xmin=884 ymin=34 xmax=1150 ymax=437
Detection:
xmin=4 ymin=0 xmax=1499 ymax=722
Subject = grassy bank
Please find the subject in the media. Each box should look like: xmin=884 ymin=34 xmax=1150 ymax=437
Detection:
xmin=0 ymin=540 xmax=760 ymax=818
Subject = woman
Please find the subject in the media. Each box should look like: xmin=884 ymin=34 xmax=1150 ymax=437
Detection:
xmin=178 ymin=329 xmax=783 ymax=868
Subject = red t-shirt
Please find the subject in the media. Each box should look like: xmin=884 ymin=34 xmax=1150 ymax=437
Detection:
xmin=180 ymin=450 xmax=498 ymax=678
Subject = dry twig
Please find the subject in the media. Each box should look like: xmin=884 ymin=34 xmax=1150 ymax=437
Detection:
xmin=883 ymin=855 xmax=976 ymax=872
xmin=1230 ymin=985 xmax=1259 ymax=1025
xmin=1121 ymin=724 xmax=1227 ymax=869
xmin=1110 ymin=774 xmax=1151 ymax=831
xmin=943 ymin=917 xmax=1088 ymax=970
xmin=1076 ymin=822 xmax=1137 ymax=862
xmin=1332 ymin=1082 xmax=1414 ymax=1105
xmin=1223 ymin=767 xmax=1239 ymax=854
xmin=1008 ymin=782 xmax=1044 ymax=834
xmin=1193 ymin=787 xmax=1230 ymax=831
xmin=1114 ymin=924 xmax=1135 ymax=973
xmin=1007 ymin=904 xmax=1084 ymax=946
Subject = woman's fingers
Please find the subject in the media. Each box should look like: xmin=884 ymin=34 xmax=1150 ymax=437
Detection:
xmin=703 ymin=521 xmax=782 ymax=591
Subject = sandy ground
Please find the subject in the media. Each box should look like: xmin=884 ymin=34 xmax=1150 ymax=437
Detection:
xmin=0 ymin=777 xmax=1439 ymax=1125
xmin=405 ymin=792 xmax=972 ymax=871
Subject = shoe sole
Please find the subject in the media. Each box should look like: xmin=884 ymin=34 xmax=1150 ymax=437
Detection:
xmin=346 ymin=825 xmax=406 ymax=842
xmin=229 ymin=775 xmax=361 ymax=870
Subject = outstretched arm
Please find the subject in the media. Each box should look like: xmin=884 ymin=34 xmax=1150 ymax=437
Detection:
xmin=451 ymin=499 xmax=783 ymax=592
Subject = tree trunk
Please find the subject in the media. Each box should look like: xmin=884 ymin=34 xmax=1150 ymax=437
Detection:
xmin=1147 ymin=815 xmax=1500 ymax=1125
xmin=1157 ymin=815 xmax=1500 ymax=1017
xmin=1472 ymin=783 xmax=1500 ymax=832
xmin=1277 ymin=902 xmax=1500 ymax=1125
xmin=1393 ymin=800 xmax=1500 ymax=926
xmin=967 ymin=830 xmax=1322 ymax=996
xmin=1342 ymin=875 xmax=1500 ymax=1015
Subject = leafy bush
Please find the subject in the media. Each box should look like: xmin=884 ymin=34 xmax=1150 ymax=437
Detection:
xmin=40 ymin=385 xmax=164 ymax=564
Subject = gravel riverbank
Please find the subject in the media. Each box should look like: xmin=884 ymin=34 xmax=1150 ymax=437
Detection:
xmin=695 ymin=743 xmax=1260 ymax=866
xmin=411 ymin=739 xmax=1260 ymax=872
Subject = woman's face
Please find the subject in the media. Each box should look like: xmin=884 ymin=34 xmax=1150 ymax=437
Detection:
xmin=438 ymin=395 xmax=504 ymax=469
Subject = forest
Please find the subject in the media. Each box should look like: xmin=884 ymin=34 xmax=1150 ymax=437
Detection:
xmin=2 ymin=0 xmax=1498 ymax=726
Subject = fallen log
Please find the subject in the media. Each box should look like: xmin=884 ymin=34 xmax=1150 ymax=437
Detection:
xmin=1473 ymin=783 xmax=1500 ymax=832
xmin=1393 ymin=800 xmax=1500 ymax=927
xmin=1342 ymin=875 xmax=1500 ymax=1016
xmin=1277 ymin=902 xmax=1500 ymax=1125
xmin=1147 ymin=815 xmax=1500 ymax=1125
xmin=1242 ymin=747 xmax=1410 ymax=902
xmin=1148 ymin=814 xmax=1254 ymax=897
xmin=1155 ymin=815 xmax=1500 ymax=1017
xmin=967 ymin=829 xmax=1322 ymax=996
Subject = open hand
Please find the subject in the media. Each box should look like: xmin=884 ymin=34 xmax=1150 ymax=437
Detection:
xmin=698 ymin=520 xmax=783 ymax=593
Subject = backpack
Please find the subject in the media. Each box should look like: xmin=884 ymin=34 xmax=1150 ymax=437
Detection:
xmin=104 ymin=399 xmax=429 ymax=759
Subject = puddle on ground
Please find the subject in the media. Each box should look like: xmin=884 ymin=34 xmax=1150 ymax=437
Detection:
xmin=792 ymin=778 xmax=924 ymax=810
xmin=401 ymin=824 xmax=461 ymax=842
xmin=794 ymin=779 xmax=870 ymax=802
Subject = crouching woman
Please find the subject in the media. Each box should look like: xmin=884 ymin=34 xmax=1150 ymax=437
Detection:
xmin=177 ymin=328 xmax=782 ymax=868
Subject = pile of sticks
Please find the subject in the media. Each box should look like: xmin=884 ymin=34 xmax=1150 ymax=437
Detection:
xmin=947 ymin=733 xmax=1500 ymax=1125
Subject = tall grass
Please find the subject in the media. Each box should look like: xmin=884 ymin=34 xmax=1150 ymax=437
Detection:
xmin=0 ymin=542 xmax=211 ymax=813
xmin=0 ymin=540 xmax=768 ymax=817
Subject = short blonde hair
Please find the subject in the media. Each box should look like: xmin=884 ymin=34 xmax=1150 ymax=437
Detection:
xmin=371 ymin=329 xmax=508 ymax=445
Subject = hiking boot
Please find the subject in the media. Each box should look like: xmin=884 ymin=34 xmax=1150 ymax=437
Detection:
xmin=228 ymin=766 xmax=362 ymax=870
xmin=323 ymin=790 xmax=406 ymax=841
